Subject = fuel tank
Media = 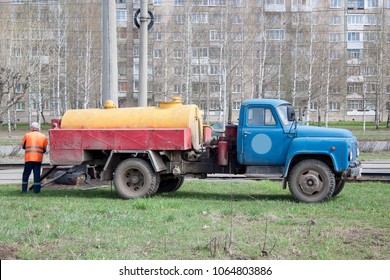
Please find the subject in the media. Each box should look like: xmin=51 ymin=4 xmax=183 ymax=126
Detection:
xmin=60 ymin=97 xmax=204 ymax=150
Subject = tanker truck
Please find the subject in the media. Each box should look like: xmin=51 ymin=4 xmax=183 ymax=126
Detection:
xmin=48 ymin=97 xmax=361 ymax=203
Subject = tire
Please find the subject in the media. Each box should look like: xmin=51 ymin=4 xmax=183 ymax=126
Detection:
xmin=157 ymin=175 xmax=185 ymax=193
xmin=332 ymin=179 xmax=346 ymax=197
xmin=288 ymin=159 xmax=335 ymax=203
xmin=113 ymin=158 xmax=160 ymax=199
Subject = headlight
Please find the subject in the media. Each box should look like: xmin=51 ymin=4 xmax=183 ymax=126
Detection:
xmin=356 ymin=147 xmax=360 ymax=157
xmin=348 ymin=150 xmax=353 ymax=161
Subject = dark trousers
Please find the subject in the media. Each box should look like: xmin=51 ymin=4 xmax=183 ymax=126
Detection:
xmin=22 ymin=162 xmax=42 ymax=193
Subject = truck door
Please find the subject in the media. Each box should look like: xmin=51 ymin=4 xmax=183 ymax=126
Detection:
xmin=241 ymin=106 xmax=286 ymax=166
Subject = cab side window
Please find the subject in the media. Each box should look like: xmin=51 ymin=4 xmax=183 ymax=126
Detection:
xmin=247 ymin=107 xmax=276 ymax=126
xmin=264 ymin=109 xmax=276 ymax=126
xmin=248 ymin=108 xmax=264 ymax=126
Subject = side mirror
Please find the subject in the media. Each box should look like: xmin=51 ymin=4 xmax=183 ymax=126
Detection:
xmin=287 ymin=106 xmax=296 ymax=122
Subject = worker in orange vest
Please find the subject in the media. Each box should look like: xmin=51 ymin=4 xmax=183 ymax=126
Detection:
xmin=21 ymin=122 xmax=48 ymax=193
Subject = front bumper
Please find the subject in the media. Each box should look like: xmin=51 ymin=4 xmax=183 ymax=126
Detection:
xmin=342 ymin=161 xmax=362 ymax=179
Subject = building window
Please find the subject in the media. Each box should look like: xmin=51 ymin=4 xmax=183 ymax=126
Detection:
xmin=364 ymin=32 xmax=379 ymax=42
xmin=233 ymin=84 xmax=243 ymax=93
xmin=174 ymin=0 xmax=183 ymax=6
xmin=173 ymin=84 xmax=186 ymax=94
xmin=233 ymin=101 xmax=241 ymax=110
xmin=13 ymin=47 xmax=22 ymax=57
xmin=116 ymin=10 xmax=126 ymax=22
xmin=267 ymin=29 xmax=285 ymax=40
xmin=348 ymin=49 xmax=362 ymax=59
xmin=366 ymin=83 xmax=376 ymax=94
xmin=174 ymin=67 xmax=186 ymax=76
xmin=210 ymin=82 xmax=220 ymax=93
xmin=364 ymin=66 xmax=376 ymax=76
xmin=173 ymin=49 xmax=184 ymax=59
xmin=155 ymin=31 xmax=162 ymax=41
xmin=232 ymin=14 xmax=243 ymax=24
xmin=330 ymin=86 xmax=340 ymax=95
xmin=330 ymin=49 xmax=340 ymax=59
xmin=347 ymin=0 xmax=363 ymax=9
xmin=133 ymin=45 xmax=139 ymax=57
xmin=210 ymin=30 xmax=223 ymax=41
xmin=191 ymin=12 xmax=208 ymax=24
xmin=118 ymin=64 xmax=127 ymax=76
xmin=209 ymin=65 xmax=221 ymax=75
xmin=347 ymin=100 xmax=363 ymax=111
xmin=118 ymin=81 xmax=127 ymax=92
xmin=328 ymin=102 xmax=340 ymax=111
xmin=386 ymin=85 xmax=390 ymax=94
xmin=367 ymin=0 xmax=379 ymax=8
xmin=233 ymin=32 xmax=244 ymax=42
xmin=174 ymin=14 xmax=186 ymax=24
xmin=347 ymin=32 xmax=361 ymax=42
xmin=330 ymin=16 xmax=341 ymax=25
xmin=192 ymin=65 xmax=208 ymax=75
xmin=347 ymin=66 xmax=361 ymax=76
xmin=293 ymin=0 xmax=307 ymax=5
xmin=192 ymin=47 xmax=208 ymax=59
xmin=330 ymin=0 xmax=341 ymax=8
xmin=329 ymin=33 xmax=341 ymax=42
xmin=266 ymin=0 xmax=284 ymax=4
xmin=16 ymin=102 xmax=25 ymax=111
xmin=310 ymin=102 xmax=318 ymax=111
xmin=347 ymin=83 xmax=363 ymax=95
xmin=365 ymin=15 xmax=380 ymax=25
xmin=154 ymin=49 xmax=162 ymax=58
xmin=347 ymin=15 xmax=363 ymax=25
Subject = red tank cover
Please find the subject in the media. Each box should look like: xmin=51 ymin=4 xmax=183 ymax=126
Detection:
xmin=218 ymin=138 xmax=228 ymax=166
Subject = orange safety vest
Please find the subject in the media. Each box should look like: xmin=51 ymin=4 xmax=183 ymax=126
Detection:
xmin=22 ymin=131 xmax=48 ymax=162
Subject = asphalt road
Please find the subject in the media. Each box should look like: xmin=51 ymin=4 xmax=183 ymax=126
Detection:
xmin=1 ymin=161 xmax=389 ymax=185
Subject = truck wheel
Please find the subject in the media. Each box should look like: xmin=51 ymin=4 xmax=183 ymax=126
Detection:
xmin=288 ymin=159 xmax=335 ymax=203
xmin=114 ymin=158 xmax=160 ymax=199
xmin=157 ymin=175 xmax=185 ymax=193
xmin=332 ymin=179 xmax=345 ymax=197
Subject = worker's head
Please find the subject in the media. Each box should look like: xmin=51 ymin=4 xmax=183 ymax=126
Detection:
xmin=104 ymin=100 xmax=117 ymax=109
xmin=30 ymin=122 xmax=40 ymax=132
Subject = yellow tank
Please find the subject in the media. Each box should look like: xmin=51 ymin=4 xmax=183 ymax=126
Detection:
xmin=60 ymin=97 xmax=204 ymax=150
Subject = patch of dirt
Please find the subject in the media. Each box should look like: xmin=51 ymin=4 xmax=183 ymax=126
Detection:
xmin=0 ymin=244 xmax=19 ymax=260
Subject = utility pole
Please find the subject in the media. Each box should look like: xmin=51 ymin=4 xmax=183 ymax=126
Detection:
xmin=102 ymin=0 xmax=118 ymax=106
xmin=138 ymin=0 xmax=149 ymax=107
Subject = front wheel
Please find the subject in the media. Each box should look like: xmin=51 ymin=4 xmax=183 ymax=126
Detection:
xmin=114 ymin=158 xmax=160 ymax=199
xmin=332 ymin=179 xmax=346 ymax=197
xmin=288 ymin=159 xmax=335 ymax=203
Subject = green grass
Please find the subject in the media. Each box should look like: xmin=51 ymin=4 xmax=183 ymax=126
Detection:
xmin=358 ymin=151 xmax=390 ymax=161
xmin=0 ymin=180 xmax=389 ymax=260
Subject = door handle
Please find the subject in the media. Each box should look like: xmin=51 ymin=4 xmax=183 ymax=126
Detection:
xmin=244 ymin=131 xmax=252 ymax=135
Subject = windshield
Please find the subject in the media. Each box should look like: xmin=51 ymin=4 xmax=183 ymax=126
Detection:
xmin=276 ymin=105 xmax=293 ymax=126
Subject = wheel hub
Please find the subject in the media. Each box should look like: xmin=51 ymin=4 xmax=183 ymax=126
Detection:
xmin=130 ymin=175 xmax=140 ymax=184
xmin=299 ymin=172 xmax=322 ymax=195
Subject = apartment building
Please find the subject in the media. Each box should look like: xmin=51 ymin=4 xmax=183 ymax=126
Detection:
xmin=124 ymin=0 xmax=390 ymax=124
xmin=1 ymin=0 xmax=389 ymax=125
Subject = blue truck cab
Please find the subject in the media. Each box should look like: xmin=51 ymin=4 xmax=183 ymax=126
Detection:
xmin=236 ymin=99 xmax=362 ymax=202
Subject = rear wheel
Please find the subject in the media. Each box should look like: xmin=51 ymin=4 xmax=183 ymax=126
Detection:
xmin=157 ymin=175 xmax=185 ymax=193
xmin=114 ymin=158 xmax=160 ymax=199
xmin=288 ymin=159 xmax=335 ymax=203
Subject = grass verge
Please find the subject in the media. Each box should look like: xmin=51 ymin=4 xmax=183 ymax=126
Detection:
xmin=0 ymin=180 xmax=388 ymax=260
